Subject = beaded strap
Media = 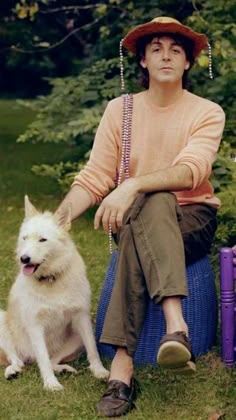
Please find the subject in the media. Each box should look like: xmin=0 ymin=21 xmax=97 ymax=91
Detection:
xmin=207 ymin=42 xmax=213 ymax=79
xmin=109 ymin=93 xmax=133 ymax=253
xmin=118 ymin=94 xmax=133 ymax=184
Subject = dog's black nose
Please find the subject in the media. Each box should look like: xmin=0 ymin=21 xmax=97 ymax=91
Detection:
xmin=20 ymin=255 xmax=31 ymax=264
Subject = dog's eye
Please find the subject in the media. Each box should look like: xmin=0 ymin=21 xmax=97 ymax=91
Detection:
xmin=22 ymin=236 xmax=27 ymax=240
xmin=39 ymin=238 xmax=47 ymax=242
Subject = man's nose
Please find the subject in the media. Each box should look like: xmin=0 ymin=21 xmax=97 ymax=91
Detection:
xmin=162 ymin=49 xmax=171 ymax=61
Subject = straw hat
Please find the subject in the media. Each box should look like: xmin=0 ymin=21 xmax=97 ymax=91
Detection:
xmin=122 ymin=16 xmax=208 ymax=58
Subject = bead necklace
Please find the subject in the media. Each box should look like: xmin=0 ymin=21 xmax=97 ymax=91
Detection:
xmin=109 ymin=93 xmax=133 ymax=254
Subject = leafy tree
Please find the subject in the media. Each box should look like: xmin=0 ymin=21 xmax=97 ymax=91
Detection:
xmin=0 ymin=0 xmax=108 ymax=95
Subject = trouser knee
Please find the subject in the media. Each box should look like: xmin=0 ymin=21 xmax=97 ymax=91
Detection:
xmin=132 ymin=192 xmax=179 ymax=225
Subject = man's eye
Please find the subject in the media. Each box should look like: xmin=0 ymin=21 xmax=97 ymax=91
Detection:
xmin=39 ymin=238 xmax=47 ymax=242
xmin=173 ymin=48 xmax=181 ymax=53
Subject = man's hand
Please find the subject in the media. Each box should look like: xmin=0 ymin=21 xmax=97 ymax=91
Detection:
xmin=94 ymin=178 xmax=138 ymax=233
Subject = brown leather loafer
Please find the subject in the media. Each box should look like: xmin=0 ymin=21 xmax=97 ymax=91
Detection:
xmin=157 ymin=331 xmax=196 ymax=374
xmin=97 ymin=378 xmax=138 ymax=417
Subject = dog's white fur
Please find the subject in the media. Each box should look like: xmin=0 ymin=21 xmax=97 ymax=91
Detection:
xmin=0 ymin=196 xmax=108 ymax=390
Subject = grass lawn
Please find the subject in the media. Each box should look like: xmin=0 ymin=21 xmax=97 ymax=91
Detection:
xmin=0 ymin=99 xmax=235 ymax=419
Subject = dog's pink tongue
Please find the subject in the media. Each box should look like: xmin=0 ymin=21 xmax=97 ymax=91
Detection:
xmin=23 ymin=264 xmax=36 ymax=276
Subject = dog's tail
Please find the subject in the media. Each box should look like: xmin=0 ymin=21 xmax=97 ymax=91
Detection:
xmin=0 ymin=310 xmax=9 ymax=366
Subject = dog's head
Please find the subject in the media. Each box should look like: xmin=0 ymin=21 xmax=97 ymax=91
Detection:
xmin=17 ymin=195 xmax=72 ymax=277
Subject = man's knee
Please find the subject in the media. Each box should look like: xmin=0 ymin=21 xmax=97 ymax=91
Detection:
xmin=146 ymin=191 xmax=176 ymax=205
xmin=139 ymin=192 xmax=177 ymax=220
xmin=123 ymin=192 xmax=179 ymax=227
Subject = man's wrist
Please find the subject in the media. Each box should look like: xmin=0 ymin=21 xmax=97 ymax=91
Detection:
xmin=127 ymin=177 xmax=141 ymax=194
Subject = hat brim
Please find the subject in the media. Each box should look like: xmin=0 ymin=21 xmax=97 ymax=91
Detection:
xmin=122 ymin=21 xmax=208 ymax=58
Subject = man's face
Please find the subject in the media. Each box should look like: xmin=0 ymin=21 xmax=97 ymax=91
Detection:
xmin=140 ymin=36 xmax=190 ymax=87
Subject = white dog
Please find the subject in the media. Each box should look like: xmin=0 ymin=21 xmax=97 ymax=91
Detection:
xmin=0 ymin=196 xmax=108 ymax=390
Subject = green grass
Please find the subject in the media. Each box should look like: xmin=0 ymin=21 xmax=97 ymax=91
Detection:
xmin=0 ymin=99 xmax=235 ymax=419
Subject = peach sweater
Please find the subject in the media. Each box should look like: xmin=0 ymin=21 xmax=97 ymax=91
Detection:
xmin=73 ymin=90 xmax=225 ymax=207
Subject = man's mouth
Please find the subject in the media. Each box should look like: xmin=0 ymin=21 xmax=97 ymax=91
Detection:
xmin=22 ymin=263 xmax=40 ymax=276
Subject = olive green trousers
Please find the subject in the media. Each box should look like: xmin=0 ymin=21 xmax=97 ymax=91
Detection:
xmin=100 ymin=192 xmax=217 ymax=356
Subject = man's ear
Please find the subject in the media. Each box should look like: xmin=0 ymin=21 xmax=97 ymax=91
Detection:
xmin=184 ymin=61 xmax=190 ymax=70
xmin=24 ymin=195 xmax=39 ymax=219
xmin=54 ymin=203 xmax=72 ymax=232
xmin=140 ymin=57 xmax=147 ymax=69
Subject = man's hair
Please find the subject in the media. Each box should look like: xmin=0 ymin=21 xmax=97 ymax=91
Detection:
xmin=136 ymin=32 xmax=195 ymax=89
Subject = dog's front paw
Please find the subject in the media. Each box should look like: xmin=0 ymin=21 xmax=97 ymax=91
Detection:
xmin=43 ymin=377 xmax=64 ymax=391
xmin=89 ymin=361 xmax=109 ymax=379
xmin=5 ymin=363 xmax=23 ymax=380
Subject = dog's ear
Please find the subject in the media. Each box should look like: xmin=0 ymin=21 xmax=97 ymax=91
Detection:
xmin=24 ymin=195 xmax=39 ymax=219
xmin=54 ymin=203 xmax=71 ymax=231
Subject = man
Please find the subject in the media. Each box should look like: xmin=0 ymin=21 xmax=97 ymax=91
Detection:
xmin=59 ymin=17 xmax=225 ymax=417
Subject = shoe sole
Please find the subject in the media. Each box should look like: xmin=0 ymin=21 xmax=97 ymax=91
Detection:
xmin=168 ymin=360 xmax=196 ymax=375
xmin=157 ymin=341 xmax=196 ymax=374
xmin=97 ymin=404 xmax=133 ymax=417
